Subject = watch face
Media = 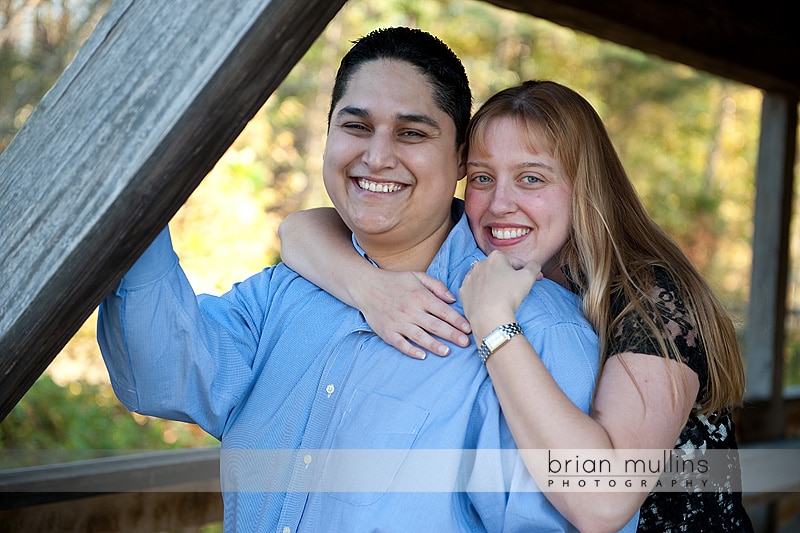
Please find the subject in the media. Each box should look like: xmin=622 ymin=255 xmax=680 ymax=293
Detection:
xmin=484 ymin=329 xmax=509 ymax=352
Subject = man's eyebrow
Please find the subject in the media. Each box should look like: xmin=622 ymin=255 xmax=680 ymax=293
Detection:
xmin=336 ymin=106 xmax=369 ymax=120
xmin=397 ymin=113 xmax=441 ymax=131
xmin=335 ymin=106 xmax=441 ymax=131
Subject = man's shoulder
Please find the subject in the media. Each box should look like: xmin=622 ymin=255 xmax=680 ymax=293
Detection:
xmin=266 ymin=262 xmax=344 ymax=292
xmin=232 ymin=262 xmax=345 ymax=308
xmin=234 ymin=263 xmax=363 ymax=335
xmin=520 ymin=278 xmax=588 ymax=327
xmin=429 ymin=202 xmax=484 ymax=283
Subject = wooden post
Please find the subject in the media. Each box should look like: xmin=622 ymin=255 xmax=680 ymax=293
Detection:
xmin=0 ymin=0 xmax=347 ymax=420
xmin=744 ymin=91 xmax=798 ymax=431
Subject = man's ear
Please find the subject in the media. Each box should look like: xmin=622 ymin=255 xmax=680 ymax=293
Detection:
xmin=456 ymin=143 xmax=467 ymax=181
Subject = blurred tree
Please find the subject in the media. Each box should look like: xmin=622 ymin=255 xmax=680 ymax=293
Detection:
xmin=0 ymin=0 xmax=112 ymax=152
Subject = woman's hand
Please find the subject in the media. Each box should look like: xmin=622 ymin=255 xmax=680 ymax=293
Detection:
xmin=460 ymin=251 xmax=542 ymax=335
xmin=353 ymin=270 xmax=472 ymax=360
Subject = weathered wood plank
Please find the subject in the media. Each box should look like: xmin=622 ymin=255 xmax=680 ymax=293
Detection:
xmin=485 ymin=0 xmax=800 ymax=96
xmin=0 ymin=0 xmax=347 ymax=420
xmin=744 ymin=93 xmax=798 ymax=417
xmin=0 ymin=447 xmax=221 ymax=508
xmin=0 ymin=490 xmax=223 ymax=532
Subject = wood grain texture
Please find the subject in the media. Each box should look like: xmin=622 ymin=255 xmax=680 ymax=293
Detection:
xmin=485 ymin=0 xmax=800 ymax=95
xmin=0 ymin=0 xmax=347 ymax=420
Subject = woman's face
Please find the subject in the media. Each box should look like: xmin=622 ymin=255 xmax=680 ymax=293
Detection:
xmin=465 ymin=116 xmax=573 ymax=279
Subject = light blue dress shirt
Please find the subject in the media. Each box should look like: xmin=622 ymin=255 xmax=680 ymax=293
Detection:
xmin=98 ymin=200 xmax=636 ymax=532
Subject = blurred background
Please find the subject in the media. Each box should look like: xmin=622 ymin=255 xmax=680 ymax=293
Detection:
xmin=0 ymin=0 xmax=781 ymax=456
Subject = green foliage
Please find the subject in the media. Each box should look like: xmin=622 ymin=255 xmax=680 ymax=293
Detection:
xmin=784 ymin=323 xmax=800 ymax=388
xmin=0 ymin=0 xmax=784 ymax=452
xmin=0 ymin=0 xmax=112 ymax=152
xmin=0 ymin=375 xmax=218 ymax=468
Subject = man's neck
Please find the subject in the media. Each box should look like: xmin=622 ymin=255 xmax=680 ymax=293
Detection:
xmin=358 ymin=217 xmax=455 ymax=272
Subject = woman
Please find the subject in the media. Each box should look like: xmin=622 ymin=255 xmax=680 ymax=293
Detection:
xmin=279 ymin=80 xmax=752 ymax=532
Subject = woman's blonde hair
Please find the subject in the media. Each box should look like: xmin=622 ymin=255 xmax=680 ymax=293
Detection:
xmin=466 ymin=80 xmax=745 ymax=414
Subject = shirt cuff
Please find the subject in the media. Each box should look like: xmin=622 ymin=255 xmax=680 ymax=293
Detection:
xmin=118 ymin=226 xmax=179 ymax=290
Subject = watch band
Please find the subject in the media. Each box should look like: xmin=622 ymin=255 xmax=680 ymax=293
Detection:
xmin=478 ymin=322 xmax=522 ymax=364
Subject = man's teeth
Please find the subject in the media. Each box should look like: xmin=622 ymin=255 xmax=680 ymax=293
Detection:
xmin=357 ymin=178 xmax=403 ymax=193
xmin=491 ymin=227 xmax=531 ymax=240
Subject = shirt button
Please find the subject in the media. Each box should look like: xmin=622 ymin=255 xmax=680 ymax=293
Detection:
xmin=304 ymin=454 xmax=313 ymax=466
xmin=283 ymin=527 xmax=290 ymax=533
xmin=325 ymin=384 xmax=335 ymax=396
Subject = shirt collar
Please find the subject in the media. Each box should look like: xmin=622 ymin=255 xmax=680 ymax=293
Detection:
xmin=350 ymin=199 xmax=484 ymax=287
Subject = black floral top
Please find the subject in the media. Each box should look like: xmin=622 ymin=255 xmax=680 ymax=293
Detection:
xmin=608 ymin=267 xmax=753 ymax=532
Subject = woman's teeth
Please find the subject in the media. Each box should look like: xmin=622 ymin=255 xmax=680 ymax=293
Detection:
xmin=491 ymin=227 xmax=531 ymax=240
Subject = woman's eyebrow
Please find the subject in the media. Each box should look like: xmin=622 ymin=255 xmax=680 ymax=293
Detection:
xmin=514 ymin=161 xmax=554 ymax=171
xmin=466 ymin=160 xmax=554 ymax=171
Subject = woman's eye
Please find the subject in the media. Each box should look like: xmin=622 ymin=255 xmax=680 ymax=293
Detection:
xmin=522 ymin=175 xmax=542 ymax=184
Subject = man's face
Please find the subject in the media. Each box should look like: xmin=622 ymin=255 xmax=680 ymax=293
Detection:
xmin=323 ymin=59 xmax=463 ymax=267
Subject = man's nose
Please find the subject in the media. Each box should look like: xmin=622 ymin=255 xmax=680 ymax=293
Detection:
xmin=363 ymin=131 xmax=397 ymax=170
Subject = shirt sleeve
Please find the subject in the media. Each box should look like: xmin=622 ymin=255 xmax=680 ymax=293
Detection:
xmin=97 ymin=226 xmax=261 ymax=439
xmin=528 ymin=319 xmax=599 ymax=414
xmin=467 ymin=290 xmax=602 ymax=532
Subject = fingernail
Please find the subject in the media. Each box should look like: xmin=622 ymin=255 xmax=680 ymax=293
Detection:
xmin=459 ymin=335 xmax=470 ymax=347
xmin=438 ymin=345 xmax=450 ymax=356
xmin=445 ymin=291 xmax=456 ymax=302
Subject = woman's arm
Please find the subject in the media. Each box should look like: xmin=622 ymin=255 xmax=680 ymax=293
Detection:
xmin=278 ymin=208 xmax=471 ymax=359
xmin=461 ymin=251 xmax=698 ymax=532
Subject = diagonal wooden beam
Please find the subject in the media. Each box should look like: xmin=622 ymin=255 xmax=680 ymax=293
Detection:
xmin=0 ymin=0 xmax=347 ymax=420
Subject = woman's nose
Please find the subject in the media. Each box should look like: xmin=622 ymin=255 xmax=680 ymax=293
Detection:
xmin=488 ymin=180 xmax=517 ymax=215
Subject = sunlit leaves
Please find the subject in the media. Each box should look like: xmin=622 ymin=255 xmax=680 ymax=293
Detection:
xmin=0 ymin=0 xmax=773 ymax=441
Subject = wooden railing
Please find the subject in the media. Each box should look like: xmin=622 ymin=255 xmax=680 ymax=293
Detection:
xmin=0 ymin=447 xmax=223 ymax=531
xmin=1 ymin=443 xmax=799 ymax=532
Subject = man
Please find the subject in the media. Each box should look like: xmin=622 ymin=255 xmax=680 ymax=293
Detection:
xmin=98 ymin=27 xmax=599 ymax=532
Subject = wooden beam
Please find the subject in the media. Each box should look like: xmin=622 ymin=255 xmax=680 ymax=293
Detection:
xmin=483 ymin=0 xmax=800 ymax=96
xmin=1 ymin=490 xmax=222 ymax=532
xmin=0 ymin=0 xmax=347 ymax=421
xmin=737 ymin=397 xmax=800 ymax=444
xmin=744 ymin=92 xmax=798 ymax=431
xmin=0 ymin=448 xmax=221 ymax=508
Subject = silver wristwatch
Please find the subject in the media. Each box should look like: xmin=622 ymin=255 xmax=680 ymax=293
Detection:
xmin=478 ymin=323 xmax=522 ymax=364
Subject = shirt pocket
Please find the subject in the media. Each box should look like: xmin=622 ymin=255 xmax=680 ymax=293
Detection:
xmin=322 ymin=389 xmax=429 ymax=505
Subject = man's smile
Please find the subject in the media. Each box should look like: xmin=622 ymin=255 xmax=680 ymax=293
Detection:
xmin=356 ymin=177 xmax=406 ymax=193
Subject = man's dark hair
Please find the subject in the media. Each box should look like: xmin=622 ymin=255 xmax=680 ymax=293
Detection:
xmin=328 ymin=27 xmax=472 ymax=147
